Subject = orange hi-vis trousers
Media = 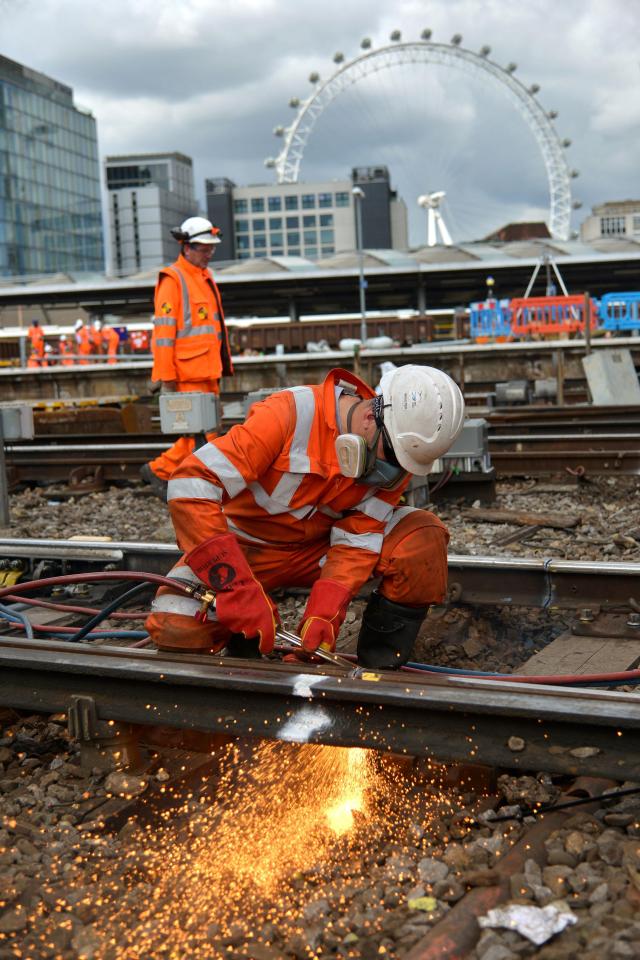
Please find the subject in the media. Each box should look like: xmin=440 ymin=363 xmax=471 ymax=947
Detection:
xmin=148 ymin=380 xmax=220 ymax=481
xmin=145 ymin=507 xmax=448 ymax=652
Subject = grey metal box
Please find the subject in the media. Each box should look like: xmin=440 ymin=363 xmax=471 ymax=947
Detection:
xmin=0 ymin=403 xmax=34 ymax=440
xmin=159 ymin=392 xmax=220 ymax=434
xmin=444 ymin=419 xmax=488 ymax=459
xmin=582 ymin=349 xmax=640 ymax=406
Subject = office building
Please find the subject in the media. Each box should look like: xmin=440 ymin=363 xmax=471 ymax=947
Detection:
xmin=206 ymin=166 xmax=408 ymax=262
xmin=0 ymin=54 xmax=104 ymax=277
xmin=580 ymin=200 xmax=640 ymax=241
xmin=105 ymin=152 xmax=197 ymax=276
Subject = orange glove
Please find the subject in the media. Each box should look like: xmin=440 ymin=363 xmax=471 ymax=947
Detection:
xmin=185 ymin=533 xmax=278 ymax=654
xmin=298 ymin=579 xmax=352 ymax=653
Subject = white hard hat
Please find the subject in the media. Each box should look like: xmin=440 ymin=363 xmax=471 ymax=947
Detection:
xmin=379 ymin=364 xmax=465 ymax=476
xmin=173 ymin=216 xmax=221 ymax=245
xmin=93 ymin=319 xmax=102 ymax=330
xmin=74 ymin=319 xmax=84 ymax=329
xmin=60 ymin=335 xmax=67 ymax=341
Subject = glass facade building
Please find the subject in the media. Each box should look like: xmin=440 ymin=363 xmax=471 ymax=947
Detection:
xmin=0 ymin=54 xmax=104 ymax=277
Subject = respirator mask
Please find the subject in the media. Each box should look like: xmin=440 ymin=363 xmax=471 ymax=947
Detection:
xmin=335 ymin=396 xmax=406 ymax=489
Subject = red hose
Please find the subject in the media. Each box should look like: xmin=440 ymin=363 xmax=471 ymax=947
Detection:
xmin=3 ymin=595 xmax=147 ymax=619
xmin=0 ymin=571 xmax=190 ymax=603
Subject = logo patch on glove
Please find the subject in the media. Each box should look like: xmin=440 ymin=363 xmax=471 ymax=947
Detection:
xmin=208 ymin=562 xmax=236 ymax=590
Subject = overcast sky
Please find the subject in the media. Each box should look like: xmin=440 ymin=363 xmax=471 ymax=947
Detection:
xmin=2 ymin=0 xmax=639 ymax=245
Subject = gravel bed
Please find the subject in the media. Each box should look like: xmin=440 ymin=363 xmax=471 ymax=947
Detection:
xmin=1 ymin=713 xmax=640 ymax=959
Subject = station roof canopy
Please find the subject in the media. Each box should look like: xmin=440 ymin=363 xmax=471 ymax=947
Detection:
xmin=0 ymin=238 xmax=638 ymax=319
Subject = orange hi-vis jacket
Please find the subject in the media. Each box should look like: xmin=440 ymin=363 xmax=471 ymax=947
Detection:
xmin=28 ymin=325 xmax=45 ymax=358
xmin=167 ymin=369 xmax=411 ymax=597
xmin=151 ymin=255 xmax=233 ymax=385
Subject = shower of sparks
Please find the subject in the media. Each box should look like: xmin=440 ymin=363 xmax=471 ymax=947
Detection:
xmin=10 ymin=742 xmax=462 ymax=959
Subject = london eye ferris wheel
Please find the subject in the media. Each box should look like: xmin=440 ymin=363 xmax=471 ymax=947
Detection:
xmin=265 ymin=30 xmax=581 ymax=245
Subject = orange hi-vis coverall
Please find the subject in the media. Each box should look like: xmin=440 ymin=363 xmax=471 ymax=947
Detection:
xmin=75 ymin=326 xmax=92 ymax=365
xmin=146 ymin=368 xmax=449 ymax=652
xmin=27 ymin=325 xmax=45 ymax=363
xmin=103 ymin=326 xmax=120 ymax=364
xmin=148 ymin=254 xmax=234 ymax=481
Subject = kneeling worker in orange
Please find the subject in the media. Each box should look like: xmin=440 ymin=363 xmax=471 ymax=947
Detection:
xmin=142 ymin=216 xmax=233 ymax=498
xmin=146 ymin=364 xmax=464 ymax=669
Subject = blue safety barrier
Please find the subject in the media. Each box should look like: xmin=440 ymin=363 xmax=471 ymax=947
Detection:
xmin=600 ymin=292 xmax=640 ymax=331
xmin=469 ymin=299 xmax=512 ymax=340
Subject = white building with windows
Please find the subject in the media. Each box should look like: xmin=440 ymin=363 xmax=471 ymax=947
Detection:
xmin=105 ymin=153 xmax=197 ymax=276
xmin=580 ymin=200 xmax=640 ymax=241
xmin=206 ymin=167 xmax=408 ymax=263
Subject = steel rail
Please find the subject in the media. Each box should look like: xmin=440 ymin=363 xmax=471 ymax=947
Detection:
xmin=0 ymin=538 xmax=637 ymax=607
xmin=0 ymin=635 xmax=638 ymax=779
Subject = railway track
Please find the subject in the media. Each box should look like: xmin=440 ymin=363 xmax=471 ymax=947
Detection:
xmin=0 ymin=537 xmax=638 ymax=779
xmin=5 ymin=424 xmax=640 ymax=486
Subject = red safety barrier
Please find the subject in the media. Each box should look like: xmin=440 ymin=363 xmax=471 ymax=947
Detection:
xmin=510 ymin=295 xmax=599 ymax=338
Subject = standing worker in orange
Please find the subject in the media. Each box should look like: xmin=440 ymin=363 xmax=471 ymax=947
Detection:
xmin=58 ymin=335 xmax=75 ymax=366
xmin=102 ymin=320 xmax=120 ymax=365
xmin=90 ymin=320 xmax=104 ymax=358
xmin=141 ymin=216 xmax=233 ymax=498
xmin=27 ymin=319 xmax=45 ymax=366
xmin=74 ymin=319 xmax=92 ymax=365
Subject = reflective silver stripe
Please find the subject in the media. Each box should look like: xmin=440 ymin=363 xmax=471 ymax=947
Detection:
xmin=286 ymin=386 xmax=316 ymax=472
xmin=318 ymin=504 xmax=343 ymax=520
xmin=354 ymin=496 xmax=394 ymax=524
xmin=167 ymin=477 xmax=224 ymax=502
xmin=172 ymin=266 xmax=191 ymax=328
xmin=153 ymin=315 xmax=177 ymax=326
xmin=290 ymin=504 xmax=316 ymax=520
xmin=330 ymin=528 xmax=383 ymax=553
xmin=384 ymin=505 xmax=420 ymax=535
xmin=227 ymin=517 xmax=269 ymax=545
xmin=248 ymin=471 xmax=305 ymax=515
xmin=151 ymin=593 xmax=216 ymax=620
xmin=195 ymin=445 xmax=247 ymax=497
xmin=155 ymin=338 xmax=175 ymax=347
xmin=176 ymin=324 xmax=217 ymax=339
xmin=167 ymin=563 xmax=202 ymax=584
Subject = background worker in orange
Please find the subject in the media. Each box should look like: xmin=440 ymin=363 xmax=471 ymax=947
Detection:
xmin=102 ymin=321 xmax=120 ymax=364
xmin=27 ymin=319 xmax=45 ymax=365
xmin=58 ymin=335 xmax=75 ymax=366
xmin=141 ymin=216 xmax=233 ymax=497
xmin=74 ymin=318 xmax=92 ymax=365
xmin=146 ymin=364 xmax=465 ymax=669
xmin=90 ymin=319 xmax=104 ymax=357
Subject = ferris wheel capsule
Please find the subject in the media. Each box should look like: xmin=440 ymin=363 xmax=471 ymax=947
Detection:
xmin=333 ymin=52 xmax=344 ymax=64
xmin=505 ymin=62 xmax=518 ymax=73
xmin=421 ymin=29 xmax=432 ymax=41
xmin=264 ymin=158 xmax=276 ymax=169
xmin=451 ymin=34 xmax=462 ymax=45
xmin=390 ymin=30 xmax=402 ymax=42
xmin=548 ymin=110 xmax=559 ymax=119
xmin=479 ymin=45 xmax=491 ymax=56
xmin=360 ymin=37 xmax=372 ymax=49
xmin=289 ymin=97 xmax=300 ymax=108
xmin=529 ymin=84 xmax=540 ymax=94
xmin=273 ymin=126 xmax=285 ymax=137
xmin=308 ymin=71 xmax=320 ymax=84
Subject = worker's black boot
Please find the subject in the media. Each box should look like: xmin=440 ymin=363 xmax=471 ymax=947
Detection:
xmin=356 ymin=591 xmax=427 ymax=669
xmin=225 ymin=633 xmax=261 ymax=659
